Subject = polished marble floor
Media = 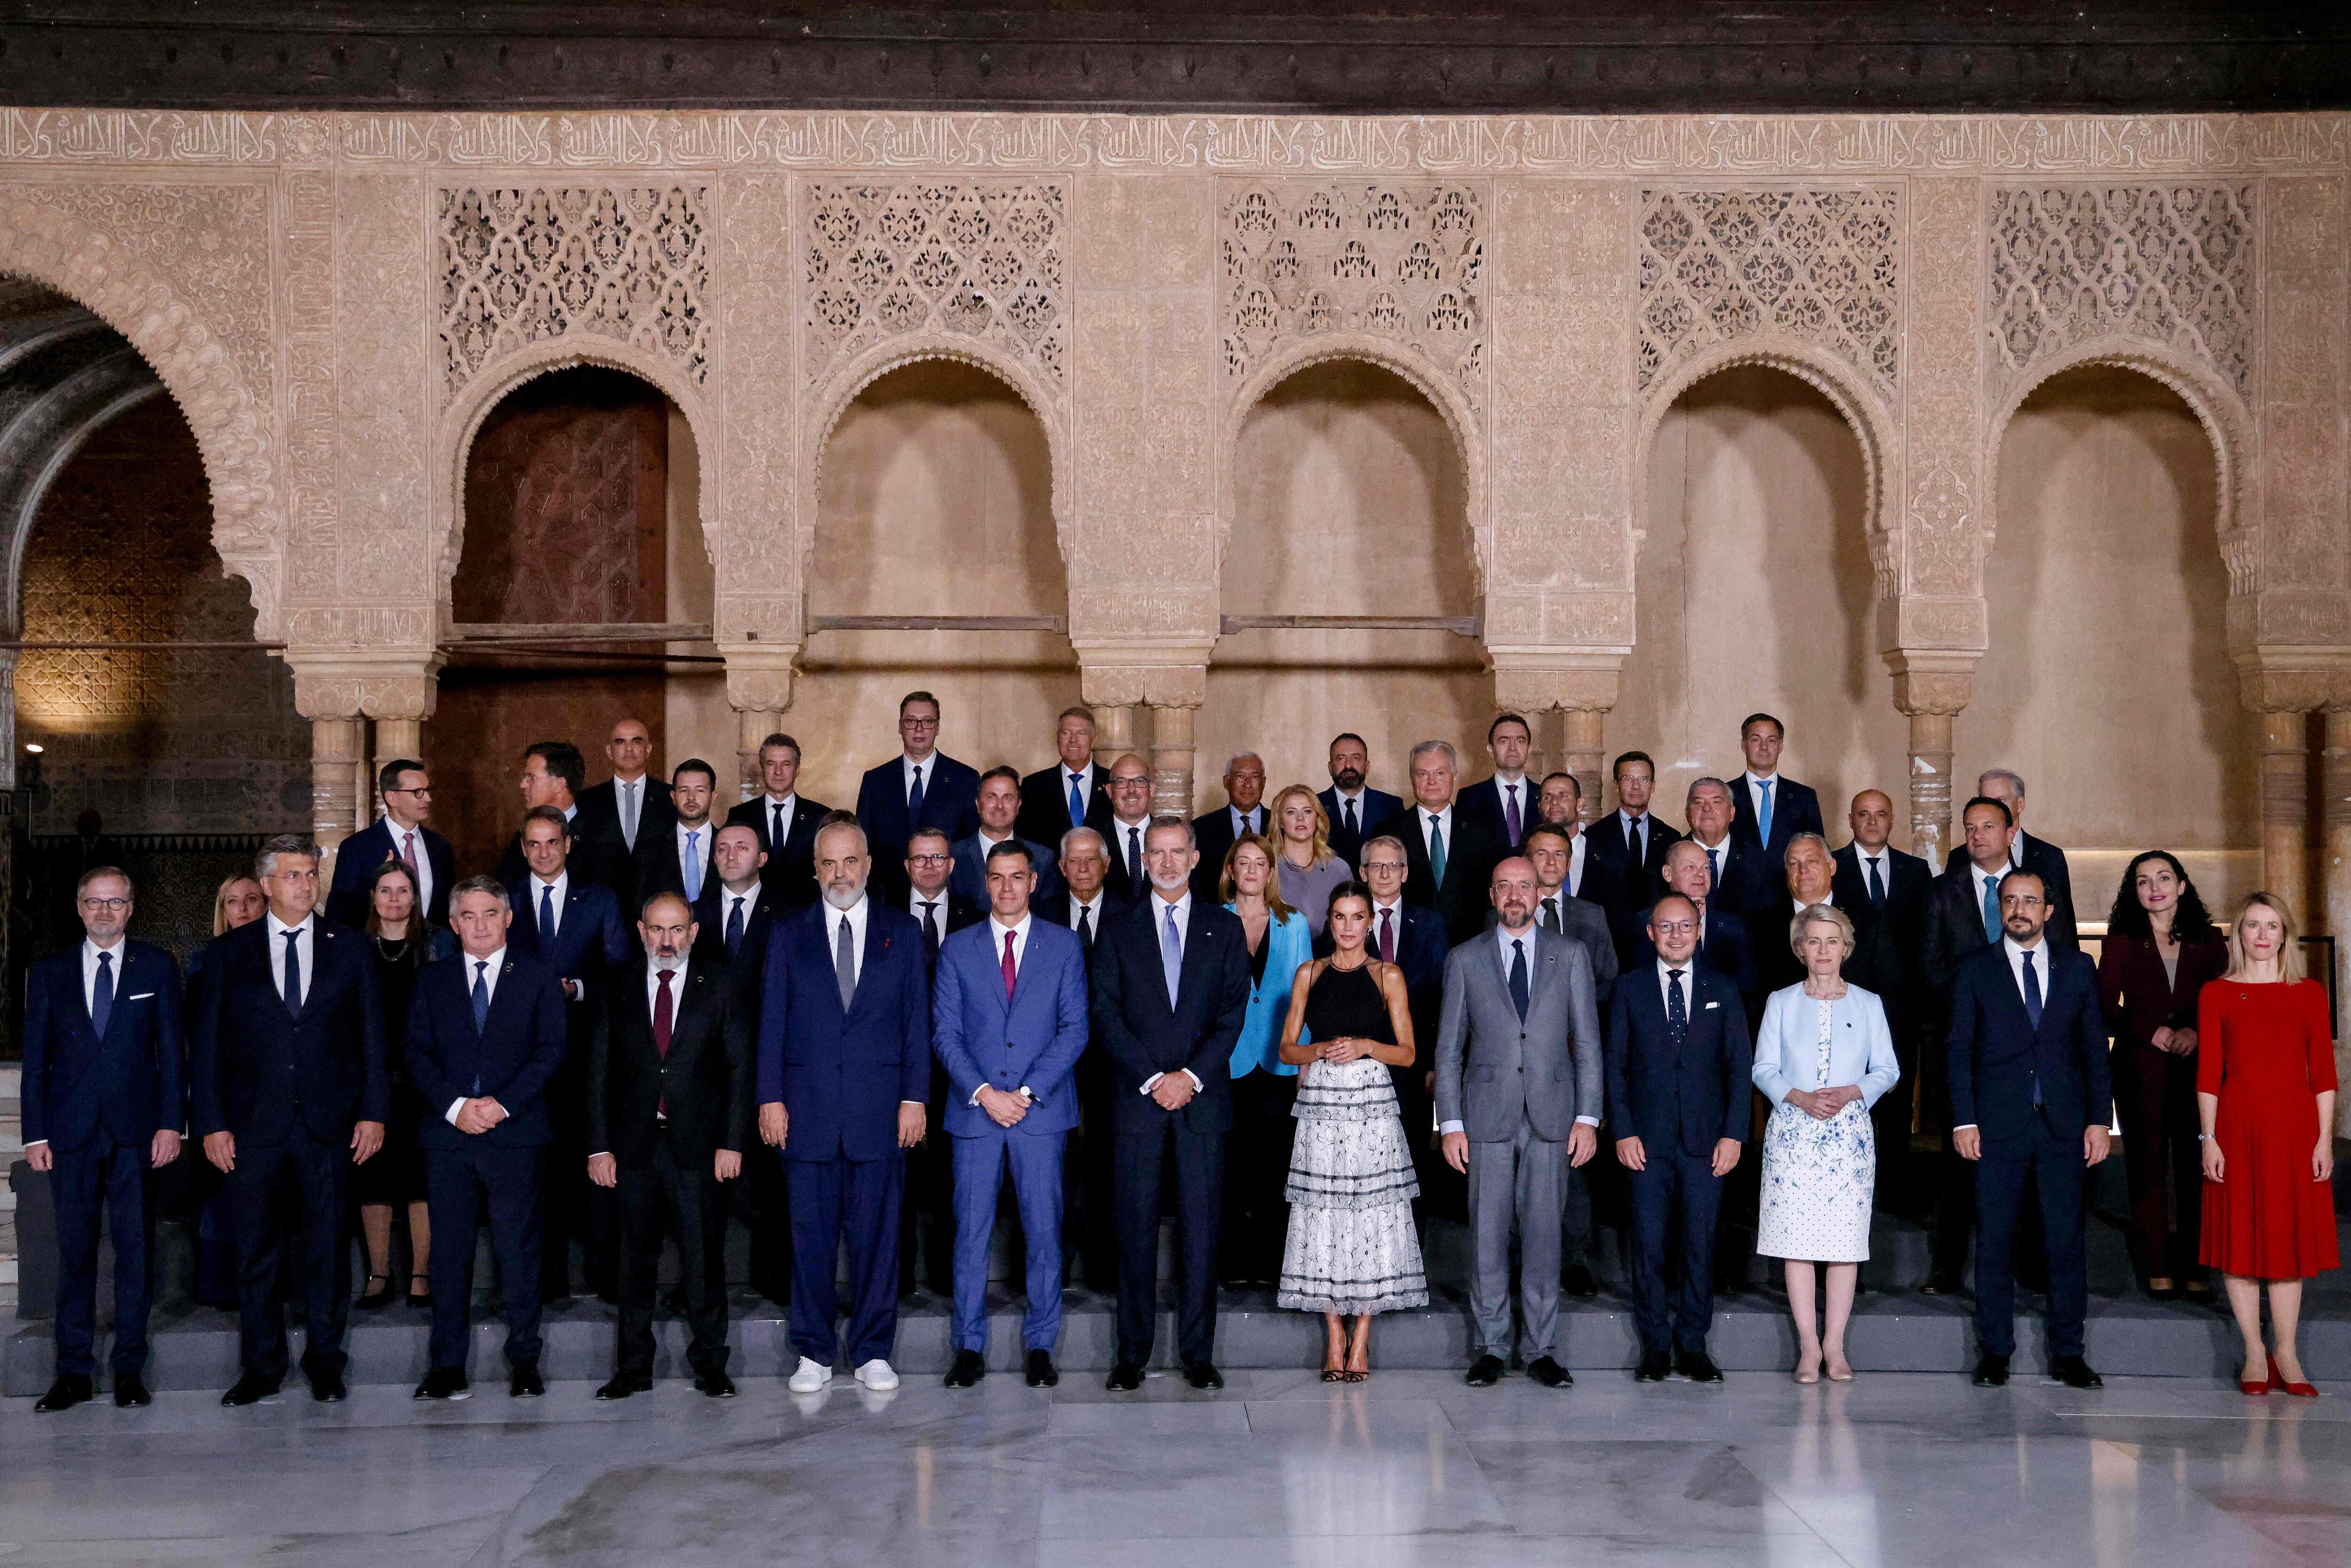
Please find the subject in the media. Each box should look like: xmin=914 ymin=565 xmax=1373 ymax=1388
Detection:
xmin=1 ymin=1367 xmax=2345 ymax=1566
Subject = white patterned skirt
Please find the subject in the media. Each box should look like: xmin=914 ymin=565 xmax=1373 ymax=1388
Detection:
xmin=1277 ymin=1056 xmax=1429 ymax=1315
xmin=1756 ymin=1098 xmax=1877 ymax=1263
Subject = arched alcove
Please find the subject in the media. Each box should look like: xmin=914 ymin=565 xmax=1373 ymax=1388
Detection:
xmin=1620 ymin=362 xmax=1905 ymax=820
xmin=797 ymin=357 xmax=1072 ymax=804
xmin=1967 ymin=363 xmax=2251 ymax=905
xmin=1206 ymin=357 xmax=1481 ymax=811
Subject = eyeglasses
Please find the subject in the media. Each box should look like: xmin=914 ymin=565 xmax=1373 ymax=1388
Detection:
xmin=79 ymin=897 xmax=130 ymax=912
xmin=899 ymin=716 xmax=940 ymax=731
xmin=1361 ymin=860 xmax=1405 ymax=874
xmin=386 ymin=786 xmax=431 ymax=797
xmin=906 ymin=853 xmax=952 ymax=867
xmin=1108 ymin=776 xmax=1152 ymax=790
xmin=1651 ymin=920 xmax=1699 ymax=936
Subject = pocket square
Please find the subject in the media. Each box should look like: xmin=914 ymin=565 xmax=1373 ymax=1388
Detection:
xmin=128 ymin=992 xmax=156 ymax=1001
xmin=1704 ymin=1001 xmax=1719 ymax=1010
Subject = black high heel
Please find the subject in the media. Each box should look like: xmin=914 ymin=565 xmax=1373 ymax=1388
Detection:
xmin=357 ymin=1273 xmax=395 ymax=1308
xmin=407 ymin=1272 xmax=433 ymax=1308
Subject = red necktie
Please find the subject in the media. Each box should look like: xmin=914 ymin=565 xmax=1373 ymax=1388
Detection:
xmin=654 ymin=968 xmax=675 ymax=1118
xmin=1002 ymin=930 xmax=1018 ymax=1000
xmin=1379 ymin=906 xmax=1396 ymax=963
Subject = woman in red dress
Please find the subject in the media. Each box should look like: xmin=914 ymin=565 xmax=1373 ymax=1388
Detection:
xmin=2198 ymin=892 xmax=2339 ymax=1396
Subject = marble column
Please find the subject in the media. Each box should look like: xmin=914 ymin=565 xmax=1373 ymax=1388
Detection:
xmin=1149 ymin=699 xmax=1199 ymax=819
xmin=308 ymin=717 xmax=364 ymax=861
xmin=2261 ymin=709 xmax=2314 ymax=925
xmin=1561 ymin=708 xmax=1606 ymax=827
xmin=1492 ymin=662 xmax=1620 ymax=829
xmin=1889 ymin=656 xmax=1973 ymax=864
xmin=1091 ymin=700 xmax=1141 ymax=771
xmin=373 ymin=716 xmax=423 ymax=802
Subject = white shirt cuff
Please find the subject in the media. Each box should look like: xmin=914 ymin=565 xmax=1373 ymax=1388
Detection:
xmin=1439 ymin=1119 xmax=1464 ymax=1135
xmin=1953 ymin=1123 xmax=1977 ymax=1133
xmin=590 ymin=1150 xmax=610 ymax=1160
xmin=24 ymin=1139 xmax=46 ymax=1150
xmin=1139 ymin=1072 xmax=1161 ymax=1094
xmin=1574 ymin=1114 xmax=1599 ymax=1127
xmin=445 ymin=1098 xmax=467 ymax=1126
xmin=1183 ymin=1070 xmax=1202 ymax=1092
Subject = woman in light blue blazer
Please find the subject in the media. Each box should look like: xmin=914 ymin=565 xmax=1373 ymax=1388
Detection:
xmin=1222 ymin=834 xmax=1315 ymax=1288
xmin=1753 ymin=903 xmax=1901 ymax=1383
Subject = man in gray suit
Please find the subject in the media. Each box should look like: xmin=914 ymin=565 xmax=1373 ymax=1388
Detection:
xmin=1437 ymin=856 xmax=1604 ymax=1389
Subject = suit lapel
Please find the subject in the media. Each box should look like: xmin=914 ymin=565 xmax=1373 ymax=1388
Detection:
xmin=1175 ymin=902 xmax=1216 ymax=1014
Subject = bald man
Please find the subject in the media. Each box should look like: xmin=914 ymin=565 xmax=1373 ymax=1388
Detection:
xmin=1833 ymin=788 xmax=1932 ymax=1212
xmin=575 ymin=718 xmax=676 ymax=913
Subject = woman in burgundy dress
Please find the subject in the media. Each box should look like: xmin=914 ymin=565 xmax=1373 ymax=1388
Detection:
xmin=2098 ymin=851 xmax=2229 ymax=1300
xmin=2198 ymin=892 xmax=2338 ymax=1396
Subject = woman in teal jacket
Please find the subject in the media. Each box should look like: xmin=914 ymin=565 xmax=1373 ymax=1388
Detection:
xmin=1221 ymin=833 xmax=1315 ymax=1289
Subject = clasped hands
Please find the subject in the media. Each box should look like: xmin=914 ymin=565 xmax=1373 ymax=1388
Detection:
xmin=757 ymin=1100 xmax=923 ymax=1149
xmin=1783 ymin=1084 xmax=1862 ymax=1120
xmin=452 ymin=1096 xmax=509 ymax=1136
xmin=976 ymin=1085 xmax=1032 ymax=1128
xmin=1612 ymin=1134 xmax=1740 ymax=1177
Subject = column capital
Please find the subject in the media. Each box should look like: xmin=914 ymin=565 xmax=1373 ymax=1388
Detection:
xmin=287 ymin=651 xmax=445 ymax=722
xmin=1885 ymin=650 xmax=1976 ymax=719
xmin=2234 ymin=647 xmax=2351 ymax=715
xmin=723 ymin=647 xmax=802 ymax=715
xmin=1489 ymin=654 xmax=1623 ymax=716
xmin=1072 ymin=641 xmax=1214 ymax=711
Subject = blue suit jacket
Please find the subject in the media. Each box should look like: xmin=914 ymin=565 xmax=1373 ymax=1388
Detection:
xmin=190 ymin=916 xmax=387 ymax=1146
xmin=947 ymin=833 xmax=1063 ymax=907
xmin=1605 ymin=963 xmax=1754 ymax=1158
xmin=932 ymin=917 xmax=1090 ymax=1138
xmin=404 ymin=950 xmax=570 ymax=1150
xmin=1945 ymin=941 xmax=2111 ymax=1141
xmin=1229 ymin=907 xmax=1314 ymax=1079
xmin=503 ymin=875 xmax=631 ymax=1002
xmin=326 ymin=817 xmax=456 ymax=930
xmin=856 ymin=752 xmax=982 ymax=865
xmin=757 ymin=902 xmax=932 ymax=1162
xmin=22 ymin=940 xmax=183 ymax=1152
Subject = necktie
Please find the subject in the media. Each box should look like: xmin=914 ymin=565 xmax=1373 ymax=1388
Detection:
xmin=773 ymin=801 xmax=788 ymax=851
xmin=1379 ymin=906 xmax=1395 ymax=963
xmin=1631 ymin=816 xmax=1645 ymax=865
xmin=1076 ymin=903 xmax=1093 ymax=951
xmin=1707 ymin=846 xmax=1720 ymax=886
xmin=1160 ymin=903 xmax=1183 ymax=1010
xmin=2021 ymin=949 xmax=2044 ymax=1107
xmin=1756 ymin=779 xmax=1773 ymax=845
xmin=1126 ymin=826 xmax=1143 ymax=886
xmin=725 ymin=896 xmax=745 ymax=957
xmin=622 ymin=781 xmax=639 ymax=849
xmin=1981 ymin=875 xmax=2000 ymax=946
xmin=282 ymin=929 xmax=302 ymax=1018
xmin=1867 ymin=855 xmax=1886 ymax=907
xmin=91 ymin=949 xmax=113 ymax=1035
xmin=920 ymin=899 xmax=941 ymax=960
xmin=1505 ymin=785 xmax=1522 ymax=846
xmin=834 ymin=912 xmax=858 ymax=1010
xmin=1540 ymin=897 xmax=1562 ymax=934
xmin=400 ymin=830 xmax=418 ymax=873
xmin=1002 ymin=929 xmax=1019 ymax=1000
xmin=1507 ymin=938 xmax=1530 ymax=1020
xmin=1666 ymin=967 xmax=1688 ymax=1043
xmin=908 ymin=764 xmax=926 ymax=822
xmin=1345 ymin=796 xmax=1359 ymax=839
xmin=684 ymin=830 xmax=702 ymax=904
xmin=470 ymin=958 xmax=489 ymax=1032
xmin=654 ymin=966 xmax=674 ymax=1117
xmin=539 ymin=882 xmax=556 ymax=945
xmin=1069 ymin=772 xmax=1086 ymax=830
xmin=1428 ymin=815 xmax=1448 ymax=887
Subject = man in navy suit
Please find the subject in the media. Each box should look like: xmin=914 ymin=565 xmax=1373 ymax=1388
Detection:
xmin=407 ymin=876 xmax=570 ymax=1401
xmin=1370 ymin=740 xmax=1508 ymax=946
xmin=692 ymin=822 xmax=787 ymax=1301
xmin=1188 ymin=750 xmax=1269 ymax=902
xmin=495 ymin=741 xmax=588 ymax=889
xmin=900 ymin=824 xmax=985 ymax=1294
xmin=1099 ymin=752 xmax=1160 ymax=904
xmin=573 ymin=718 xmax=676 ymax=917
xmin=1090 ymin=816 xmax=1254 ymax=1391
xmin=856 ymin=690 xmax=982 ymax=903
xmin=724 ymin=731 xmax=831 ymax=911
xmin=636 ymin=758 xmax=725 ymax=909
xmin=191 ymin=835 xmax=387 ymax=1407
xmin=950 ymin=766 xmax=1063 ymax=906
xmin=1319 ymin=732 xmax=1402 ymax=872
xmin=504 ymin=804 xmax=631 ymax=1302
xmin=1037 ymin=826 xmax=1131 ymax=1289
xmin=1017 ymin=705 xmax=1117 ymax=850
xmin=758 ymin=817 xmax=932 ymax=1394
xmin=696 ymin=823 xmax=778 ymax=966
xmin=1635 ymin=838 xmax=1757 ymax=1010
xmin=1680 ymin=775 xmax=1775 ymax=932
xmin=934 ymin=840 xmax=1091 ymax=1388
xmin=1727 ymin=713 xmax=1825 ymax=879
xmin=1949 ymin=868 xmax=2111 ymax=1390
xmin=1458 ymin=712 xmax=1540 ymax=849
xmin=1833 ymin=788 xmax=1932 ymax=1208
xmin=1942 ymin=767 xmax=2080 ymax=953
xmin=1606 ymin=894 xmax=1752 ymax=1383
xmin=23 ymin=867 xmax=182 ymax=1412
xmin=325 ymin=758 xmax=453 ymax=930
xmin=1585 ymin=750 xmax=1682 ymax=970
xmin=1355 ymin=833 xmax=1450 ymax=1194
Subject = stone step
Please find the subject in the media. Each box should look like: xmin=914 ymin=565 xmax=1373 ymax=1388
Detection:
xmin=0 ymin=1065 xmax=17 ymax=1098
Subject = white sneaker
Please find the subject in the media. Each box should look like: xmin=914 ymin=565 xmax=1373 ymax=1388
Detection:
xmin=788 ymin=1357 xmax=834 ymax=1393
xmin=853 ymin=1358 xmax=900 ymax=1391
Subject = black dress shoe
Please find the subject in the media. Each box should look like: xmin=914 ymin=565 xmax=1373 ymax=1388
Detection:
xmin=415 ymin=1367 xmax=471 ymax=1401
xmin=1527 ymin=1355 xmax=1573 ymax=1388
xmin=2050 ymin=1355 xmax=2103 ymax=1389
xmin=1104 ymin=1363 xmax=1144 ymax=1392
xmin=113 ymin=1375 xmax=152 ymax=1409
xmin=1184 ymin=1362 xmax=1224 ymax=1391
xmin=1676 ymin=1350 xmax=1724 ymax=1383
xmin=509 ymin=1363 xmax=545 ymax=1399
xmin=1634 ymin=1350 xmax=1672 ymax=1383
xmin=1464 ymin=1353 xmax=1506 ymax=1388
xmin=34 ymin=1374 xmax=92 ymax=1413
xmin=221 ymin=1371 xmax=283 ymax=1406
xmin=944 ymin=1349 xmax=986 ymax=1388
xmin=1920 ymin=1273 xmax=1965 ymax=1297
xmin=1025 ymin=1349 xmax=1059 ymax=1388
xmin=308 ymin=1371 xmax=347 ymax=1403
xmin=596 ymin=1373 xmax=653 ymax=1401
xmin=1972 ymin=1353 xmax=2010 ymax=1387
xmin=1562 ymin=1263 xmax=1599 ymax=1299
xmin=694 ymin=1371 xmax=739 ymax=1399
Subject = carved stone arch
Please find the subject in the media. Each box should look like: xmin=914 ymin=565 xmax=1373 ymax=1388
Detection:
xmin=0 ymin=199 xmax=283 ymax=637
xmin=1632 ymin=334 xmax=1899 ymax=597
xmin=0 ymin=352 xmax=165 ymax=639
xmin=799 ymin=333 xmax=1073 ymax=592
xmin=1981 ymin=334 xmax=2251 ymax=595
xmin=434 ymin=335 xmax=719 ymax=633
xmin=1218 ymin=331 xmax=1489 ymax=597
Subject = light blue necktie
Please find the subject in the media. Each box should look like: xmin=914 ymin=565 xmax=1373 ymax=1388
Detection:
xmin=1756 ymin=778 xmax=1773 ymax=845
xmin=1160 ymin=903 xmax=1183 ymax=1009
xmin=539 ymin=882 xmax=556 ymax=945
xmin=91 ymin=949 xmax=113 ymax=1036
xmin=1981 ymin=874 xmax=2000 ymax=946
xmin=1068 ymin=772 xmax=1087 ymax=830
xmin=684 ymin=830 xmax=703 ymax=904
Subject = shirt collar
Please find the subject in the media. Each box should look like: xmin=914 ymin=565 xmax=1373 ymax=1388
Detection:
xmin=84 ymin=935 xmax=126 ymax=958
xmin=1494 ymin=921 xmax=1536 ymax=957
xmin=762 ymin=791 xmax=797 ymax=811
xmin=267 ymin=911 xmax=314 ymax=940
xmin=532 ymin=868 xmax=567 ymax=891
xmin=990 ymin=912 xmax=1033 ymax=942
xmin=1153 ymin=890 xmax=1191 ymax=922
xmin=1071 ymin=890 xmax=1102 ymax=912
xmin=2003 ymin=933 xmax=2044 ymax=961
xmin=1657 ymin=956 xmax=1692 ymax=986
xmin=1744 ymin=769 xmax=1778 ymax=788
xmin=465 ymin=945 xmax=506 ymax=970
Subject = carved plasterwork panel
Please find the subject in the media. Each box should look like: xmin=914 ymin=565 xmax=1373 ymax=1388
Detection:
xmin=1902 ymin=178 xmax=1985 ymax=607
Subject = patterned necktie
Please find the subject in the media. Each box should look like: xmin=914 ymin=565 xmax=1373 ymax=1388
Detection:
xmin=908 ymin=764 xmax=926 ymax=822
xmin=1160 ymin=903 xmax=1183 ymax=1010
xmin=1666 ymin=968 xmax=1688 ymax=1046
xmin=1002 ymin=929 xmax=1019 ymax=1000
xmin=91 ymin=949 xmax=113 ymax=1035
xmin=725 ymin=896 xmax=745 ymax=957
xmin=470 ymin=958 xmax=489 ymax=1032
xmin=1507 ymin=938 xmax=1530 ymax=1021
xmin=282 ymin=929 xmax=302 ymax=1018
xmin=1379 ymin=906 xmax=1395 ymax=964
xmin=1505 ymin=785 xmax=1522 ymax=847
xmin=1428 ymin=815 xmax=1448 ymax=887
xmin=400 ymin=830 xmax=419 ymax=874
xmin=1867 ymin=855 xmax=1886 ymax=907
xmin=1069 ymin=772 xmax=1087 ymax=830
xmin=1981 ymin=875 xmax=2000 ymax=946
xmin=834 ymin=912 xmax=858 ymax=1010
xmin=1126 ymin=826 xmax=1143 ymax=886
xmin=684 ymin=830 xmax=702 ymax=904
xmin=622 ymin=781 xmax=639 ymax=849
xmin=921 ymin=899 xmax=941 ymax=960
xmin=539 ymin=882 xmax=556 ymax=945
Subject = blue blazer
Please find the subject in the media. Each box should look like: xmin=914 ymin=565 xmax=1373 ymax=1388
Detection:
xmin=404 ymin=950 xmax=569 ymax=1149
xmin=326 ymin=817 xmax=456 ymax=930
xmin=1945 ymin=942 xmax=2111 ymax=1141
xmin=1089 ymin=896 xmax=1254 ymax=1135
xmin=932 ymin=918 xmax=1090 ymax=1138
xmin=190 ymin=917 xmax=387 ymax=1147
xmin=1605 ymin=963 xmax=1754 ymax=1158
xmin=22 ymin=941 xmax=183 ymax=1152
xmin=503 ymin=875 xmax=631 ymax=999
xmin=856 ymin=752 xmax=982 ymax=863
xmin=756 ymin=902 xmax=932 ymax=1163
xmin=947 ymin=833 xmax=1063 ymax=907
xmin=1227 ymin=906 xmax=1313 ymax=1079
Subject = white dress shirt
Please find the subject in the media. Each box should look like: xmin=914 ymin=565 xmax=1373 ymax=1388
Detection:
xmin=81 ymin=935 xmax=129 ymax=1018
xmin=759 ymin=791 xmax=799 ymax=845
xmin=1951 ymin=934 xmax=2053 ymax=1135
xmin=265 ymin=912 xmax=316 ymax=1008
xmin=1655 ymin=955 xmax=1697 ymax=1017
xmin=1743 ymin=770 xmax=1780 ymax=821
xmin=382 ymin=812 xmax=435 ymax=915
xmin=445 ymin=945 xmax=509 ymax=1125
xmin=908 ymin=888 xmax=952 ymax=952
xmin=1564 ymin=832 xmax=1588 ymax=897
xmin=674 ymin=819 xmax=713 ymax=890
xmin=1067 ymin=891 xmax=1106 ymax=934
xmin=614 ymin=775 xmax=648 ymax=849
xmin=1690 ymin=833 xmax=1735 ymax=884
xmin=1617 ymin=807 xmax=1652 ymax=862
xmin=1491 ymin=773 xmax=1529 ymax=830
xmin=902 ymin=752 xmax=937 ymax=806
xmin=1437 ymin=924 xmax=1598 ymax=1134
xmin=1139 ymin=891 xmax=1203 ymax=1097
xmin=1854 ymin=846 xmax=1891 ymax=895
xmin=717 ymin=883 xmax=760 ymax=942
xmin=822 ymin=897 xmax=870 ymax=988
xmin=1419 ymin=804 xmax=1455 ymax=857
xmin=971 ymin=914 xmax=1038 ymax=1105
xmin=1061 ymin=764 xmax=1094 ymax=813
xmin=587 ymin=953 xmax=690 ymax=1158
xmin=528 ymin=869 xmax=568 ymax=941
xmin=1972 ymin=859 xmax=2006 ymax=918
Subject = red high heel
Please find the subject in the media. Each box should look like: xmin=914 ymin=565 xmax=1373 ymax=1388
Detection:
xmin=2241 ymin=1361 xmax=2274 ymax=1395
xmin=2281 ymin=1375 xmax=2319 ymax=1398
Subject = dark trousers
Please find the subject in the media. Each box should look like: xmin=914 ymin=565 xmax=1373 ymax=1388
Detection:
xmin=50 ymin=1128 xmax=153 ymax=1379
xmin=1072 ymin=1052 xmax=1120 ymax=1289
xmin=1561 ymin=1161 xmax=1594 ymax=1275
xmin=613 ymin=1135 xmax=731 ymax=1379
xmin=787 ymin=1151 xmax=904 ymax=1367
xmin=541 ymin=1058 xmax=613 ymax=1299
xmin=745 ymin=1144 xmax=793 ymax=1303
xmin=901 ymin=1063 xmax=956 ymax=1294
xmin=1112 ymin=1103 xmax=1223 ymax=1368
xmin=1627 ymin=1146 xmax=1725 ymax=1356
xmin=223 ymin=1133 xmax=351 ymax=1381
xmin=1929 ymin=1144 xmax=1977 ymax=1280
xmin=2114 ymin=1046 xmax=2204 ymax=1280
xmin=1973 ymin=1119 xmax=2089 ymax=1359
xmin=1220 ymin=1070 xmax=1295 ymax=1285
xmin=425 ymin=1141 xmax=546 ymax=1372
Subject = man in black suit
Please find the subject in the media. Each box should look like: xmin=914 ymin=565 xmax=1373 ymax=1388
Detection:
xmin=856 ymin=689 xmax=982 ymax=901
xmin=1727 ymin=713 xmax=1826 ymax=879
xmin=1585 ymin=750 xmax=1682 ymax=970
xmin=637 ymin=758 xmax=723 ymax=908
xmin=1018 ymin=705 xmax=1117 ymax=850
xmin=191 ymin=835 xmax=387 ymax=1407
xmin=1943 ymin=767 xmax=2079 ymax=953
xmin=1100 ymin=752 xmax=1159 ymax=903
xmin=1091 ymin=815 xmax=1254 ymax=1391
xmin=1188 ymin=750 xmax=1269 ymax=902
xmin=407 ymin=876 xmax=570 ymax=1401
xmin=1370 ymin=740 xmax=1507 ymax=946
xmin=951 ymin=766 xmax=1062 ymax=906
xmin=1680 ymin=776 xmax=1774 ymax=931
xmin=587 ymin=890 xmax=753 ymax=1401
xmin=1948 ymin=868 xmax=2111 ymax=1390
xmin=573 ymin=718 xmax=675 ymax=916
xmin=1833 ymin=788 xmax=1933 ymax=1207
xmin=1037 ymin=825 xmax=1130 ymax=1289
xmin=326 ymin=759 xmax=455 ymax=930
xmin=496 ymin=741 xmax=588 ymax=889
xmin=694 ymin=821 xmax=787 ymax=1301
xmin=1458 ymin=712 xmax=1539 ymax=850
xmin=1753 ymin=832 xmax=1896 ymax=999
xmin=1320 ymin=732 xmax=1402 ymax=872
xmin=1357 ymin=833 xmax=1451 ymax=1192
xmin=1637 ymin=835 xmax=1758 ymax=1012
xmin=901 ymin=824 xmax=984 ymax=1294
xmin=696 ymin=823 xmax=777 ymax=965
xmin=723 ymin=731 xmax=829 ymax=912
